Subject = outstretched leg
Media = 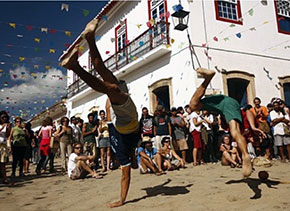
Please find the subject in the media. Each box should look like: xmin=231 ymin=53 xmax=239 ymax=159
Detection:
xmin=189 ymin=68 xmax=215 ymax=111
xmin=82 ymin=18 xmax=119 ymax=84
xmin=228 ymin=120 xmax=252 ymax=178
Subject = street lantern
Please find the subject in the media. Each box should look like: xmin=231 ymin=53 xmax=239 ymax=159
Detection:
xmin=171 ymin=4 xmax=190 ymax=31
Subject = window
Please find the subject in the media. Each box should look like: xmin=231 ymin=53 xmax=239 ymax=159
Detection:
xmin=215 ymin=0 xmax=242 ymax=24
xmin=148 ymin=0 xmax=167 ymax=36
xmin=275 ymin=0 xmax=290 ymax=35
xmin=115 ymin=20 xmax=128 ymax=62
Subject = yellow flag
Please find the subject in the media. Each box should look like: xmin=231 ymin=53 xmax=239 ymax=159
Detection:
xmin=166 ymin=44 xmax=171 ymax=48
xmin=137 ymin=24 xmax=142 ymax=29
xmin=0 ymin=69 xmax=3 ymax=72
xmin=65 ymin=31 xmax=71 ymax=37
xmin=45 ymin=65 xmax=50 ymax=70
xmin=34 ymin=38 xmax=40 ymax=43
xmin=31 ymin=73 xmax=37 ymax=77
xmin=19 ymin=57 xmax=25 ymax=61
xmin=79 ymin=46 xmax=84 ymax=51
xmin=49 ymin=49 xmax=55 ymax=53
xmin=171 ymin=38 xmax=175 ymax=44
xmin=263 ymin=21 xmax=269 ymax=24
xmin=9 ymin=23 xmax=16 ymax=29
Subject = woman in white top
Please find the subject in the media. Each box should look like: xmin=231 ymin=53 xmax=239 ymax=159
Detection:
xmin=0 ymin=111 xmax=12 ymax=184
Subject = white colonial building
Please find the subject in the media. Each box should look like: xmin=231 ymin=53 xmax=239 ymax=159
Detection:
xmin=61 ymin=0 xmax=290 ymax=120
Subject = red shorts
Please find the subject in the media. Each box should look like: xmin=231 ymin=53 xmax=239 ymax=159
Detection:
xmin=39 ymin=138 xmax=51 ymax=156
xmin=191 ymin=130 xmax=203 ymax=149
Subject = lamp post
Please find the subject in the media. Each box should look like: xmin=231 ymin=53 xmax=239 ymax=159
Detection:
xmin=171 ymin=3 xmax=201 ymax=69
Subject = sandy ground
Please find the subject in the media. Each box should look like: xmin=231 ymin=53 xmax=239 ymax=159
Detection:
xmin=1 ymin=159 xmax=290 ymax=211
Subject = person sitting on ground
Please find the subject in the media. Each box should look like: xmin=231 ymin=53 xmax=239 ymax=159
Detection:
xmin=68 ymin=143 xmax=102 ymax=180
xmin=219 ymin=134 xmax=242 ymax=168
xmin=137 ymin=136 xmax=163 ymax=176
xmin=157 ymin=137 xmax=185 ymax=171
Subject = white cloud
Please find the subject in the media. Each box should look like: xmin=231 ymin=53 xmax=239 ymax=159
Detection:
xmin=1 ymin=66 xmax=67 ymax=105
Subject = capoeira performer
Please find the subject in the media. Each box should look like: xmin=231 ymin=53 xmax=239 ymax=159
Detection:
xmin=60 ymin=18 xmax=139 ymax=208
xmin=189 ymin=68 xmax=252 ymax=178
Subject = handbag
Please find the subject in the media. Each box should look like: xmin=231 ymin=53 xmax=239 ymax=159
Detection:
xmin=283 ymin=124 xmax=290 ymax=136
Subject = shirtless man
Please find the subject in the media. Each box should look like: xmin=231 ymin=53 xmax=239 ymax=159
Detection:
xmin=189 ymin=68 xmax=252 ymax=178
xmin=60 ymin=18 xmax=139 ymax=208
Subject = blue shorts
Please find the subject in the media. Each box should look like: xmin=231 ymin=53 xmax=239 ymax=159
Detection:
xmin=108 ymin=123 xmax=139 ymax=166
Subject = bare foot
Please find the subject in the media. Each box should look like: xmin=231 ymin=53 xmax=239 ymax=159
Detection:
xmin=196 ymin=67 xmax=215 ymax=78
xmin=82 ymin=18 xmax=99 ymax=40
xmin=60 ymin=45 xmax=79 ymax=69
xmin=92 ymin=172 xmax=103 ymax=179
xmin=107 ymin=200 xmax=124 ymax=208
xmin=242 ymin=154 xmax=252 ymax=178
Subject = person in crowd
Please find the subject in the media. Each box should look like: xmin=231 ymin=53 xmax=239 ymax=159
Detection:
xmin=219 ymin=134 xmax=242 ymax=168
xmin=76 ymin=118 xmax=84 ymax=144
xmin=71 ymin=116 xmax=82 ymax=144
xmin=170 ymin=107 xmax=188 ymax=163
xmin=60 ymin=18 xmax=139 ymax=208
xmin=68 ymin=143 xmax=102 ymax=180
xmin=266 ymin=103 xmax=276 ymax=159
xmin=0 ymin=111 xmax=12 ymax=183
xmin=23 ymin=122 xmax=34 ymax=174
xmin=280 ymin=100 xmax=290 ymax=116
xmin=139 ymin=107 xmax=154 ymax=139
xmin=55 ymin=116 xmax=73 ymax=172
xmin=32 ymin=131 xmax=40 ymax=164
xmin=270 ymin=100 xmax=290 ymax=162
xmin=83 ymin=113 xmax=98 ymax=157
xmin=189 ymin=110 xmax=204 ymax=166
xmin=188 ymin=67 xmax=252 ymax=177
xmin=153 ymin=105 xmax=172 ymax=150
xmin=35 ymin=117 xmax=53 ymax=175
xmin=8 ymin=117 xmax=27 ymax=177
xmin=250 ymin=97 xmax=270 ymax=134
xmin=42 ymin=124 xmax=58 ymax=173
xmin=98 ymin=110 xmax=111 ymax=172
xmin=157 ymin=137 xmax=185 ymax=170
xmin=201 ymin=110 xmax=218 ymax=163
xmin=137 ymin=137 xmax=163 ymax=175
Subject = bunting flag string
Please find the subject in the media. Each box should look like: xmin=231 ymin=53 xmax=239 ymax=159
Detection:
xmin=263 ymin=39 xmax=290 ymax=51
xmin=0 ymin=20 xmax=77 ymax=37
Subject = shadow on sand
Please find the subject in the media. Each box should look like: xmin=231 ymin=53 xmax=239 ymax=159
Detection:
xmin=126 ymin=178 xmax=193 ymax=204
xmin=226 ymin=178 xmax=281 ymax=199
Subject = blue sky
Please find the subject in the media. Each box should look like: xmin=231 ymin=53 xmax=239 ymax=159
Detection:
xmin=0 ymin=1 xmax=108 ymax=120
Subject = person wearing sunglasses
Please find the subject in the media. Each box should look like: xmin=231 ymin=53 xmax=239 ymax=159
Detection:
xmin=68 ymin=143 xmax=102 ymax=180
xmin=7 ymin=117 xmax=27 ymax=178
xmin=0 ymin=111 xmax=12 ymax=183
xmin=156 ymin=137 xmax=185 ymax=171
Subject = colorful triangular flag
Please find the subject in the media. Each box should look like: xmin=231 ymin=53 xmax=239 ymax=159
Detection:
xmin=65 ymin=31 xmax=71 ymax=37
xmin=34 ymin=38 xmax=40 ymax=43
xmin=83 ymin=9 xmax=89 ymax=17
xmin=49 ymin=49 xmax=55 ymax=53
xmin=41 ymin=28 xmax=48 ymax=33
xmin=236 ymin=33 xmax=242 ymax=38
xmin=19 ymin=57 xmax=25 ymax=62
xmin=9 ymin=23 xmax=16 ymax=29
xmin=248 ymin=8 xmax=254 ymax=16
xmin=61 ymin=3 xmax=69 ymax=12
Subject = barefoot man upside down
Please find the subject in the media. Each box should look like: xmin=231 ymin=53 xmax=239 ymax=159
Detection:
xmin=189 ymin=68 xmax=252 ymax=178
xmin=60 ymin=18 xmax=139 ymax=208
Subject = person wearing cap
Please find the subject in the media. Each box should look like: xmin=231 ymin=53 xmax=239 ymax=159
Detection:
xmin=137 ymin=137 xmax=162 ymax=176
xmin=60 ymin=18 xmax=139 ymax=208
xmin=153 ymin=105 xmax=172 ymax=150
xmin=170 ymin=107 xmax=188 ymax=164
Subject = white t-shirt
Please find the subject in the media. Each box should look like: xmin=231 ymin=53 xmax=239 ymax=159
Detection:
xmin=202 ymin=114 xmax=214 ymax=130
xmin=270 ymin=110 xmax=289 ymax=136
xmin=68 ymin=153 xmax=78 ymax=178
xmin=189 ymin=112 xmax=202 ymax=132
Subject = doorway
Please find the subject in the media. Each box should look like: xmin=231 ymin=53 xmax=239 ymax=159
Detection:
xmin=227 ymin=78 xmax=249 ymax=107
xmin=153 ymin=86 xmax=170 ymax=111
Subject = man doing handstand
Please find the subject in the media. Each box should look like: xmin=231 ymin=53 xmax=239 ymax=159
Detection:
xmin=189 ymin=68 xmax=252 ymax=178
xmin=60 ymin=18 xmax=139 ymax=208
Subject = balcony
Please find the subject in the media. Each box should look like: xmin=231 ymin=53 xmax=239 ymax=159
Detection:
xmin=67 ymin=21 xmax=170 ymax=98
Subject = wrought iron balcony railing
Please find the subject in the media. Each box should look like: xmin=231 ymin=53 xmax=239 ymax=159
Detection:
xmin=68 ymin=22 xmax=170 ymax=98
